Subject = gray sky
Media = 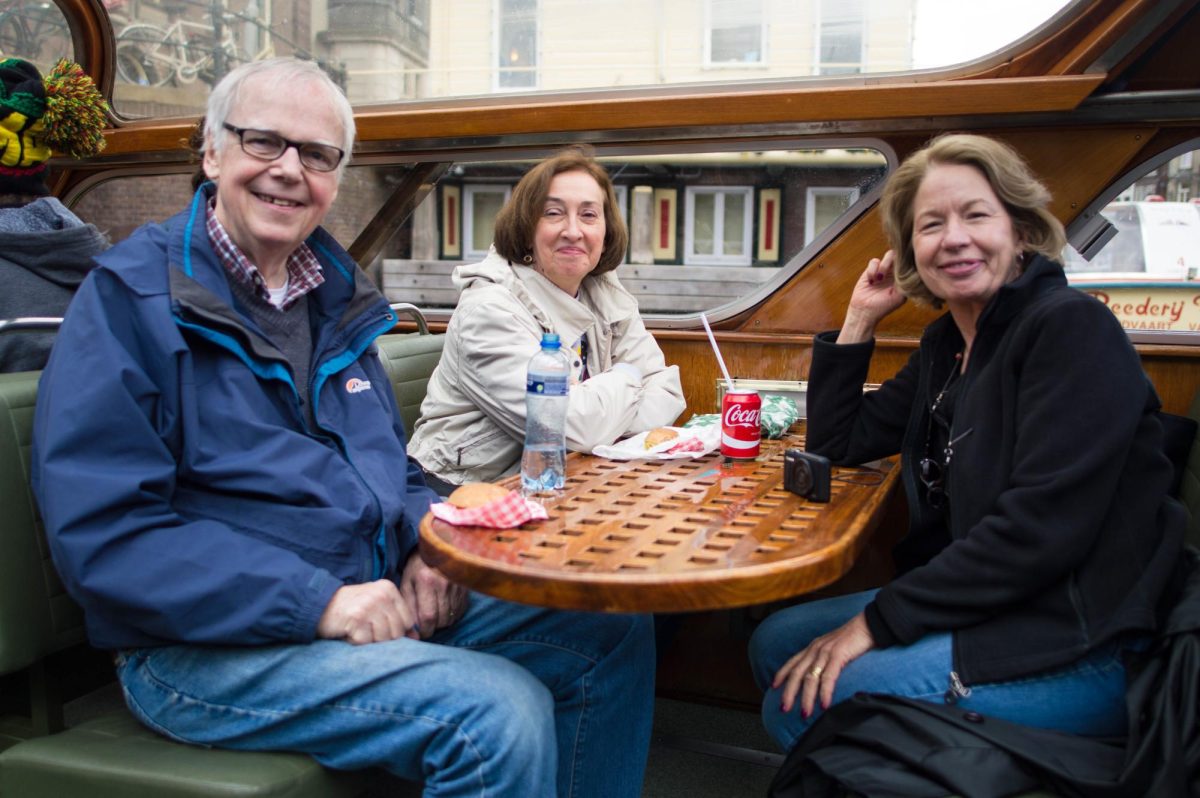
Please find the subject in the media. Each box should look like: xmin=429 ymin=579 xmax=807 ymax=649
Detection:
xmin=912 ymin=0 xmax=1073 ymax=68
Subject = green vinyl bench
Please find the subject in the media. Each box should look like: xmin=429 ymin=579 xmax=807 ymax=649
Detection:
xmin=377 ymin=303 xmax=446 ymax=438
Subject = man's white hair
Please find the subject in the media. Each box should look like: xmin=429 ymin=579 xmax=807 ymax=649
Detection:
xmin=203 ymin=58 xmax=355 ymax=174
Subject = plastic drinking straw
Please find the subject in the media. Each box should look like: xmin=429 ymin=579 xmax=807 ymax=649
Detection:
xmin=700 ymin=313 xmax=735 ymax=393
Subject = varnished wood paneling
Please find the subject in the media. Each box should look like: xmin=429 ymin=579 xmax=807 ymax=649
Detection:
xmin=961 ymin=0 xmax=1176 ymax=80
xmin=655 ymin=333 xmax=1200 ymax=422
xmin=1105 ymin=3 xmax=1200 ymax=92
xmin=92 ymin=75 xmax=1103 ymax=160
xmin=744 ymin=127 xmax=1157 ymax=339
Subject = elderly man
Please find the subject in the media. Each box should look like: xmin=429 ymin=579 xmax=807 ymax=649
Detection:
xmin=32 ymin=58 xmax=653 ymax=798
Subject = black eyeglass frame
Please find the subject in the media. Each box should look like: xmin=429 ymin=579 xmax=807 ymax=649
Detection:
xmin=222 ymin=123 xmax=345 ymax=172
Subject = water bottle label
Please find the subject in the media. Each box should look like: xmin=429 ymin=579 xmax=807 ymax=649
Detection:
xmin=526 ymin=377 xmax=569 ymax=396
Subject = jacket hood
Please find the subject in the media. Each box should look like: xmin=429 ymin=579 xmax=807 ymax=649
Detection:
xmin=0 ymin=198 xmax=108 ymax=289
xmin=451 ymin=247 xmax=515 ymax=290
xmin=453 ymin=247 xmax=640 ymax=332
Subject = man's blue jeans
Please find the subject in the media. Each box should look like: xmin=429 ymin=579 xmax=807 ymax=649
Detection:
xmin=749 ymin=589 xmax=1135 ymax=753
xmin=116 ymin=592 xmax=655 ymax=798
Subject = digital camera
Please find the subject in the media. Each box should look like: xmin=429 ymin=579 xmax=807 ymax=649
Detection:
xmin=783 ymin=449 xmax=831 ymax=503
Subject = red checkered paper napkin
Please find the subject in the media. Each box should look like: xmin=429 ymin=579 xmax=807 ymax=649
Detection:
xmin=430 ymin=489 xmax=549 ymax=528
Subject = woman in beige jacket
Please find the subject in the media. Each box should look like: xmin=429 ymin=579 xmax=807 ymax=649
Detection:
xmin=409 ymin=148 xmax=685 ymax=491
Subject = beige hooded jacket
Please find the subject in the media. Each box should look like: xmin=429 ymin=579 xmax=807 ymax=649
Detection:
xmin=408 ymin=249 xmax=685 ymax=485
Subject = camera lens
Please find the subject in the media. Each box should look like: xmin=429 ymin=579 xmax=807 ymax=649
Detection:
xmin=795 ymin=462 xmax=813 ymax=495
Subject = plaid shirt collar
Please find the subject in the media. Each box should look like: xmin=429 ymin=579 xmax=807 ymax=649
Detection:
xmin=205 ymin=199 xmax=324 ymax=310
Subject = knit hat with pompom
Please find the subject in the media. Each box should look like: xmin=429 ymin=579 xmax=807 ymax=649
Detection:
xmin=0 ymin=57 xmax=106 ymax=201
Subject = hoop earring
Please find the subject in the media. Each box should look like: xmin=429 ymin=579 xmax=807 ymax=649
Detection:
xmin=523 ymin=254 xmax=533 ymax=264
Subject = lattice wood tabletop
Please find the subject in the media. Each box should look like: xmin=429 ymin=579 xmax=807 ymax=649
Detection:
xmin=419 ymin=431 xmax=898 ymax=612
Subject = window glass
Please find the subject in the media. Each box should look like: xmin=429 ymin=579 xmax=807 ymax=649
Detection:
xmin=73 ymin=172 xmax=195 ymax=243
xmin=806 ymin=186 xmax=861 ymax=243
xmin=464 ymin=184 xmax=511 ymax=259
xmin=0 ymin=0 xmax=73 ymax=75
xmin=1065 ymin=146 xmax=1200 ymax=334
xmin=686 ymin=187 xmax=754 ymax=265
xmin=376 ymin=146 xmax=887 ymax=315
xmin=707 ymin=0 xmax=764 ymax=66
xmin=102 ymin=0 xmax=1074 ymax=115
xmin=817 ymin=0 xmax=863 ymax=75
xmin=912 ymin=0 xmax=1071 ymax=68
xmin=495 ymin=0 xmax=536 ymax=90
xmin=722 ymin=192 xmax=745 ymax=256
xmin=69 ymin=163 xmax=417 ymax=279
xmin=691 ymin=191 xmax=715 ymax=256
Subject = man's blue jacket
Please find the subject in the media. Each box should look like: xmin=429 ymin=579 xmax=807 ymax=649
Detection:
xmin=31 ymin=186 xmax=438 ymax=650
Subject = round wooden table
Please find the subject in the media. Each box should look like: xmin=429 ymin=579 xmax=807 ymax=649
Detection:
xmin=419 ymin=432 xmax=899 ymax=613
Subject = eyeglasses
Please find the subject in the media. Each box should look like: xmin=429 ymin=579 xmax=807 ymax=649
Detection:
xmin=222 ymin=124 xmax=345 ymax=172
xmin=918 ymin=453 xmax=947 ymax=509
xmin=919 ymin=360 xmax=962 ymax=509
xmin=919 ymin=427 xmax=973 ymax=510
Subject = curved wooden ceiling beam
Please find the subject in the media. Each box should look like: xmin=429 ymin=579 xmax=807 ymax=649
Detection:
xmin=96 ymin=74 xmax=1104 ymax=161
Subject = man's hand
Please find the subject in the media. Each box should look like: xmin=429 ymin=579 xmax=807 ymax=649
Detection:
xmin=317 ymin=579 xmax=419 ymax=644
xmin=399 ymin=551 xmax=469 ymax=639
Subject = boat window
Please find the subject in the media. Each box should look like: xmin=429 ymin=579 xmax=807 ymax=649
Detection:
xmin=1065 ymin=144 xmax=1200 ymax=335
xmin=71 ymin=163 xmax=419 ymax=290
xmin=98 ymin=0 xmax=1075 ymax=118
xmin=0 ymin=0 xmax=73 ymax=75
xmin=368 ymin=146 xmax=888 ymax=316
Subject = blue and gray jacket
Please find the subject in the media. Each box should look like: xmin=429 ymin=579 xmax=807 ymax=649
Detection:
xmin=32 ymin=185 xmax=437 ymax=650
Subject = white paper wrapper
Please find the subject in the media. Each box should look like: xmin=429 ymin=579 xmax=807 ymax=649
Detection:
xmin=591 ymin=425 xmax=721 ymax=460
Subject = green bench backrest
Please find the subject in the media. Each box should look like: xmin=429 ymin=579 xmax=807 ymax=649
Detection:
xmin=376 ymin=332 xmax=445 ymax=438
xmin=0 ymin=371 xmax=85 ymax=677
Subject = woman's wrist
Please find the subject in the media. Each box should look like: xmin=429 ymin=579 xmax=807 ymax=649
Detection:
xmin=837 ymin=311 xmax=878 ymax=344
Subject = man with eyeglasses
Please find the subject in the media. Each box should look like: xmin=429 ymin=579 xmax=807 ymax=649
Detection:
xmin=32 ymin=58 xmax=654 ymax=798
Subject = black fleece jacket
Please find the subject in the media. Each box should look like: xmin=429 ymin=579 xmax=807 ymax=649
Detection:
xmin=807 ymin=256 xmax=1184 ymax=685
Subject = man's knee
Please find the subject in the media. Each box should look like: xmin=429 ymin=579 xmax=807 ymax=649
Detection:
xmin=435 ymin=666 xmax=557 ymax=779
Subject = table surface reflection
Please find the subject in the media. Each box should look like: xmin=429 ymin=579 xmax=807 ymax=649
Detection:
xmin=418 ymin=429 xmax=899 ymax=613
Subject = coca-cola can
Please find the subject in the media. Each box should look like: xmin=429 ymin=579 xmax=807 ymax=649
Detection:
xmin=721 ymin=390 xmax=761 ymax=459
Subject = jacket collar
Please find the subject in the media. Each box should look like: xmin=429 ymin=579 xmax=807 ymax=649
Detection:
xmin=168 ymin=184 xmax=393 ymax=358
xmin=455 ymin=246 xmax=640 ymax=346
xmin=922 ymin=255 xmax=1067 ymax=355
xmin=976 ymin=255 xmax=1067 ymax=332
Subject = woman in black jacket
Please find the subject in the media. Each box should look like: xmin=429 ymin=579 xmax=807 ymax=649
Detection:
xmin=749 ymin=133 xmax=1185 ymax=753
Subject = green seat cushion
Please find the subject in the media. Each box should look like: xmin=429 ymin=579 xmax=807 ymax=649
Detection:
xmin=0 ymin=712 xmax=367 ymax=798
xmin=376 ymin=332 xmax=445 ymax=436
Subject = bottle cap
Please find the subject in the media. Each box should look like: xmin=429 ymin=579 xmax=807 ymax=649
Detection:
xmin=541 ymin=332 xmax=561 ymax=348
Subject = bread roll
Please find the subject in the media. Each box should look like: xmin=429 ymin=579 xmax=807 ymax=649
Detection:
xmin=644 ymin=427 xmax=679 ymax=449
xmin=447 ymin=482 xmax=510 ymax=508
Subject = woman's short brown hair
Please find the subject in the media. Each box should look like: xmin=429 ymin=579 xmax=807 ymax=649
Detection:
xmin=492 ymin=145 xmax=629 ymax=276
xmin=882 ymin=133 xmax=1067 ymax=308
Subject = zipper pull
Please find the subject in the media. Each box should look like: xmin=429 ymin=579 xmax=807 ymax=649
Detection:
xmin=945 ymin=671 xmax=972 ymax=704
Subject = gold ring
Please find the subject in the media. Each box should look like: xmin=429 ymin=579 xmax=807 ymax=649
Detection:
xmin=809 ymin=666 xmax=824 ymax=678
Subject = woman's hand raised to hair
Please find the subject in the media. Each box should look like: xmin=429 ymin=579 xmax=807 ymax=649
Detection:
xmin=838 ymin=251 xmax=907 ymax=345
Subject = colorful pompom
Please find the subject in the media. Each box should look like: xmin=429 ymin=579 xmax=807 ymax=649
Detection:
xmin=41 ymin=58 xmax=108 ymax=159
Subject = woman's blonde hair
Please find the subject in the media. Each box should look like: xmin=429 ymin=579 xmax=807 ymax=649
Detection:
xmin=492 ymin=145 xmax=628 ymax=276
xmin=882 ymin=133 xmax=1066 ymax=308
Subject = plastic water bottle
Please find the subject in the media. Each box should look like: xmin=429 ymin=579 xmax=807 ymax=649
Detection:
xmin=521 ymin=332 xmax=571 ymax=494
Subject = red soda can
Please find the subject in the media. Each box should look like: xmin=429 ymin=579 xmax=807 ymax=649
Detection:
xmin=721 ymin=390 xmax=761 ymax=459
